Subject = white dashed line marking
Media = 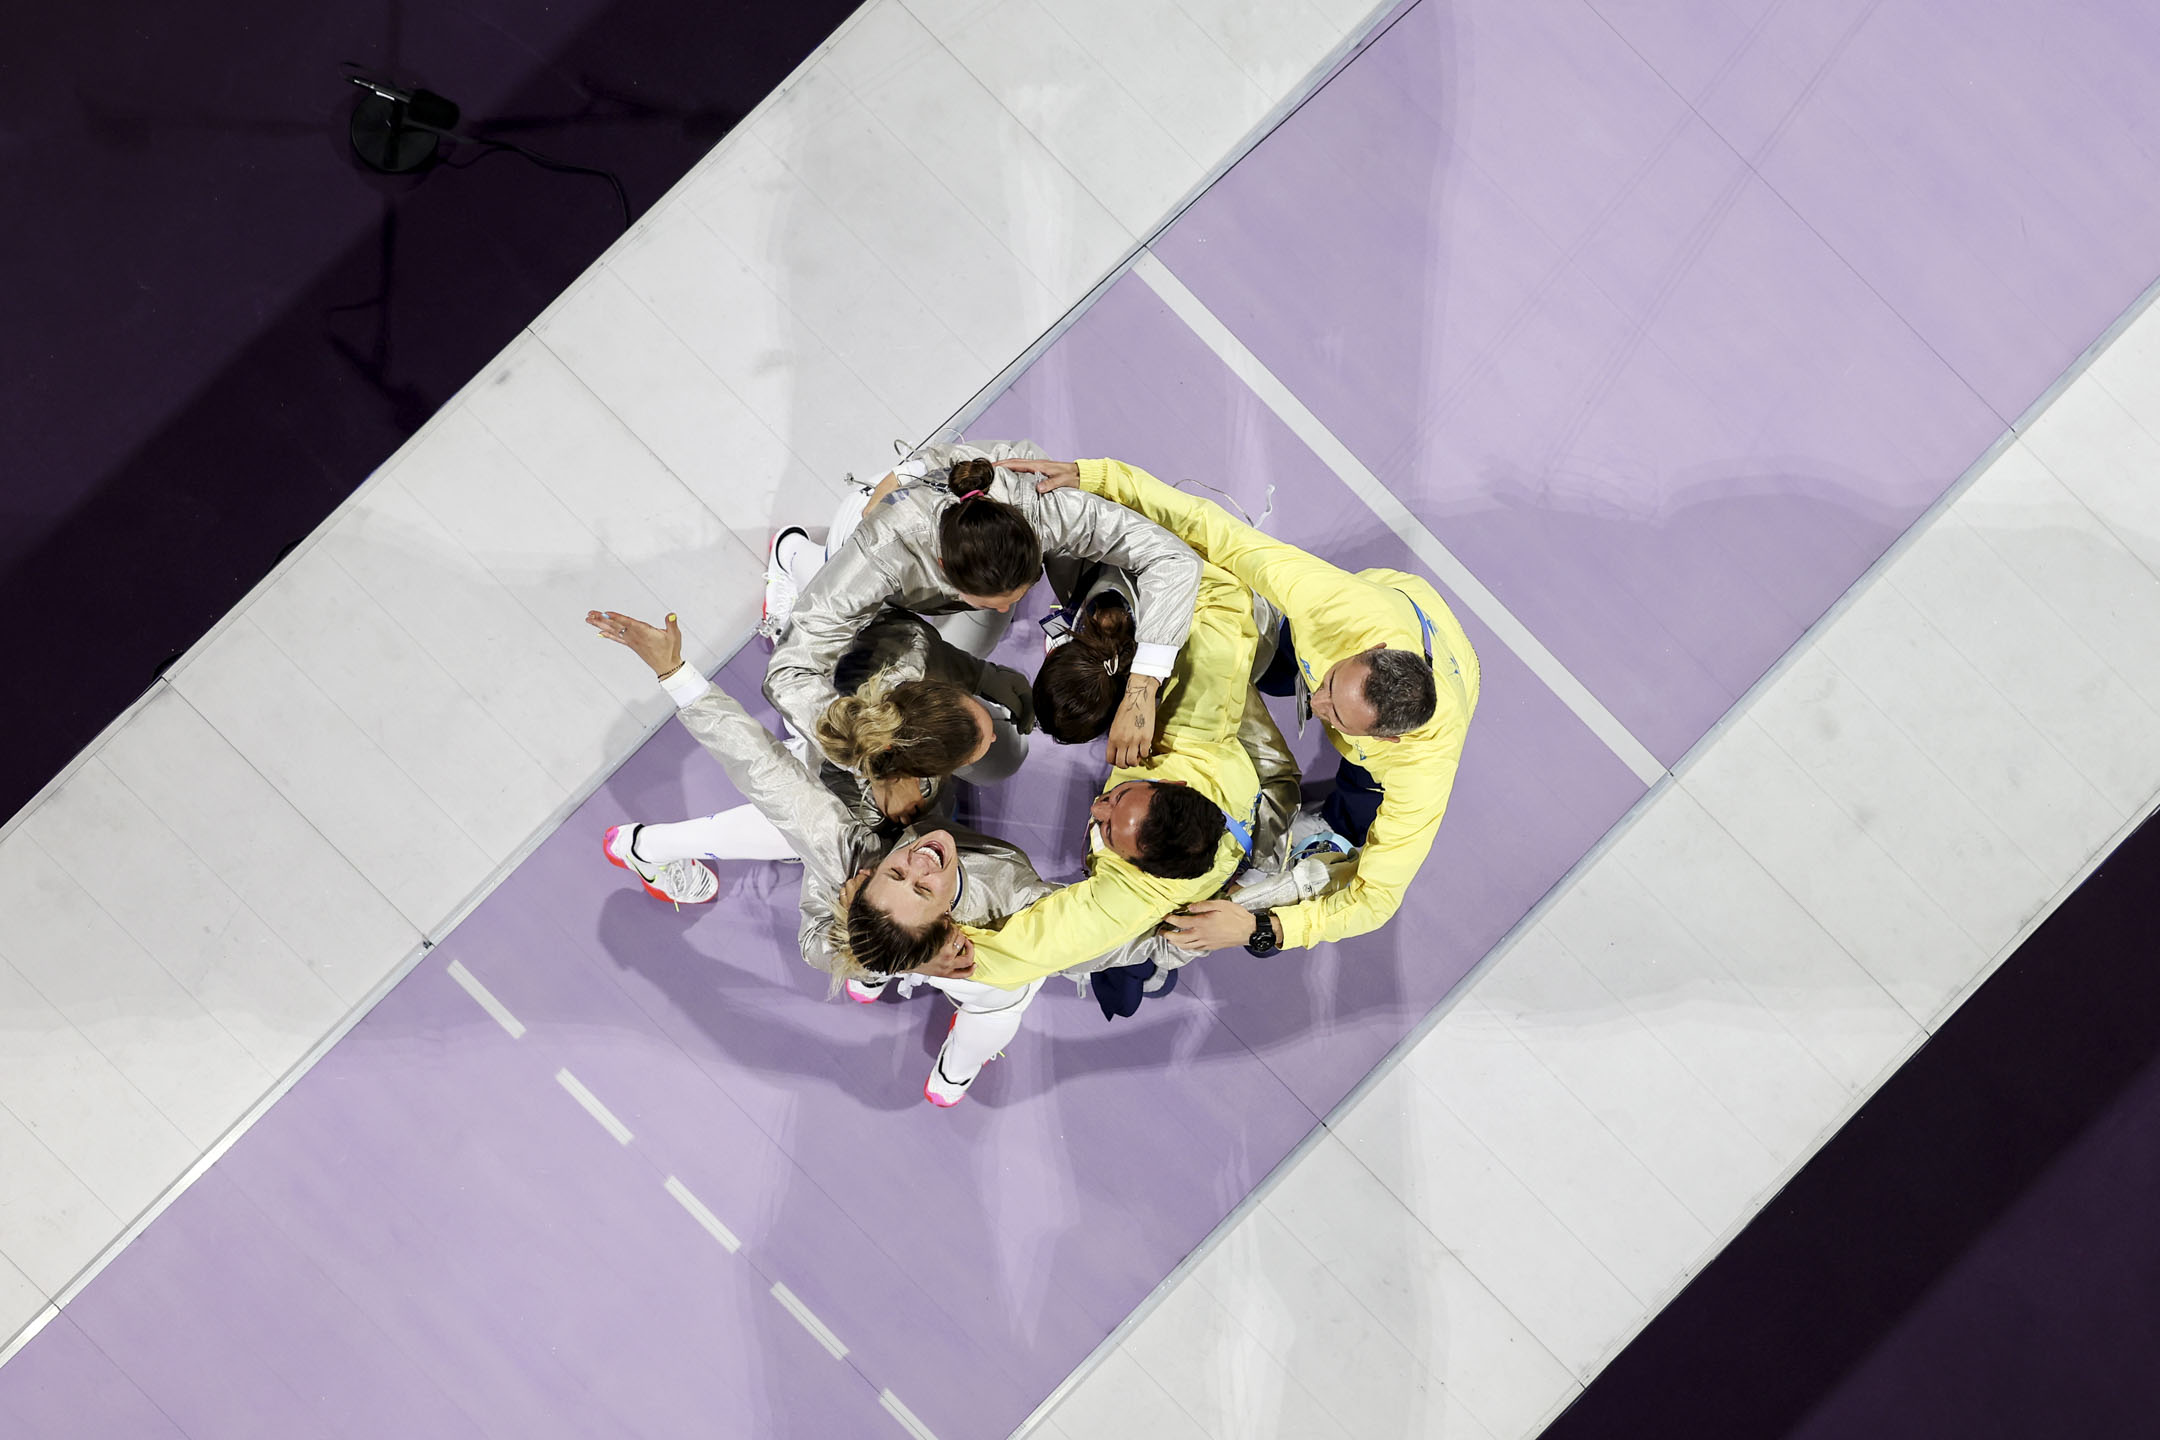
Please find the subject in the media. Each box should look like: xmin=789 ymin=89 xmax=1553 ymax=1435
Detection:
xmin=879 ymin=1389 xmax=941 ymax=1440
xmin=770 ymin=1283 xmax=848 ymax=1360
xmin=554 ymin=1068 xmax=633 ymax=1145
xmin=663 ymin=1175 xmax=741 ymax=1253
xmin=445 ymin=959 xmax=525 ymax=1039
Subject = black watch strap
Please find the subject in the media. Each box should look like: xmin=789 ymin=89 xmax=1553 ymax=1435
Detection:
xmin=1245 ymin=909 xmax=1280 ymax=956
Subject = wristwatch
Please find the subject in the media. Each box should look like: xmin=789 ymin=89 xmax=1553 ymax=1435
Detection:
xmin=1244 ymin=909 xmax=1282 ymax=957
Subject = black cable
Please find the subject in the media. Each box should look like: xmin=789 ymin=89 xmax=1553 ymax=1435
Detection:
xmin=438 ymin=132 xmax=633 ymax=231
xmin=344 ymin=70 xmax=633 ymax=230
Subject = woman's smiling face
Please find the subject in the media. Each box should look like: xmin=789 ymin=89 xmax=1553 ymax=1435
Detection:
xmin=861 ymin=830 xmax=961 ymax=933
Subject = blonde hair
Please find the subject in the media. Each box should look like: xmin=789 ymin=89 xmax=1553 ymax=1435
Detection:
xmin=815 ymin=675 xmax=980 ymax=779
xmin=823 ymin=870 xmax=953 ymax=986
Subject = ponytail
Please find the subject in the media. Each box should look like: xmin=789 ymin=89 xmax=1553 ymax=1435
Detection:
xmin=1032 ymin=591 xmax=1139 ymax=744
xmin=937 ymin=458 xmax=1042 ymax=597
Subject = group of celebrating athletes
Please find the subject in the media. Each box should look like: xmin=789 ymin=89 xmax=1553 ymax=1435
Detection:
xmin=585 ymin=439 xmax=1478 ymax=1106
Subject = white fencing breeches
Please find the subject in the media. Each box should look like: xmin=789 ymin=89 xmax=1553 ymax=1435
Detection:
xmin=633 ymin=806 xmax=799 ymax=863
xmin=921 ymin=975 xmax=1042 ymax=1080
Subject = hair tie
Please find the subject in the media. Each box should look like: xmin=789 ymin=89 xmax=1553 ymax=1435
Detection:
xmin=955 ymin=488 xmax=987 ymax=502
xmin=1103 ymin=655 xmax=1124 ymax=678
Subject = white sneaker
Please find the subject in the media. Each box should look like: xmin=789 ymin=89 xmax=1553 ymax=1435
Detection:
xmin=602 ymin=824 xmax=718 ymax=906
xmin=758 ymin=526 xmax=812 ymax=644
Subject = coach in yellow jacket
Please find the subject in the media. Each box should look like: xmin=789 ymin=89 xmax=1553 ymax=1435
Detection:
xmin=1002 ymin=456 xmax=1478 ymax=955
xmin=961 ymin=549 xmax=1262 ymax=989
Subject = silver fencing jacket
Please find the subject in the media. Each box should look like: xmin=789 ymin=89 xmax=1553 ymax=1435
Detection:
xmin=817 ymin=607 xmax=1032 ymax=832
xmin=672 ymin=676 xmax=1142 ymax=985
xmin=765 ymin=438 xmax=1205 ymax=743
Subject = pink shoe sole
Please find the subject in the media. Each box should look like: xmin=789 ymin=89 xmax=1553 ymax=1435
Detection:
xmin=924 ymin=1016 xmax=969 ymax=1107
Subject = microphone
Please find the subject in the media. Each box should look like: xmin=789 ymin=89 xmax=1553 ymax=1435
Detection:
xmin=345 ymin=73 xmax=461 ymax=172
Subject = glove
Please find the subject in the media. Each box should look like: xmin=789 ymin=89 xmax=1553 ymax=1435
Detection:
xmin=975 ymin=661 xmax=1037 ymax=733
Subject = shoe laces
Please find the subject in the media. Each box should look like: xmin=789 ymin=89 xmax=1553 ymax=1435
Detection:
xmin=659 ymin=858 xmax=709 ymax=897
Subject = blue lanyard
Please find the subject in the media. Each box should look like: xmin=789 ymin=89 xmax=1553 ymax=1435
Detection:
xmin=1396 ymin=589 xmax=1437 ymax=663
xmin=1222 ymin=801 xmax=1255 ymax=857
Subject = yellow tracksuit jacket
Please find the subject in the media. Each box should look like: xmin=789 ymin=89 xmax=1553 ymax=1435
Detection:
xmin=1073 ymin=458 xmax=1479 ymax=950
xmin=963 ymin=553 xmax=1262 ymax=989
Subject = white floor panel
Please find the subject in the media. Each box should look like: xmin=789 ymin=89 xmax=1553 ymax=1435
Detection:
xmin=1330 ymin=1064 xmax=1646 ymax=1382
xmin=0 ymin=961 xmax=196 ymax=1240
xmin=244 ymin=543 xmax=565 ymax=862
xmin=460 ymin=336 xmax=770 ymax=684
xmin=1472 ymin=927 xmax=1790 ymax=1228
xmin=1257 ymin=1132 xmax=1577 ymax=1439
xmin=1683 ymin=708 xmax=1996 ymax=1026
xmin=1045 ymin=1348 xmax=1216 ymax=1440
xmin=22 ymin=760 xmax=347 ymax=1080
xmin=168 ymin=613 xmax=498 ymax=933
xmin=0 ymin=835 xmax=272 ymax=1153
xmin=2027 ymin=348 xmax=2160 ymax=574
xmin=0 ymin=1254 xmax=43 ymax=1350
xmin=1744 ymin=646 xmax=2056 ymax=981
xmin=1608 ymin=784 xmax=1920 ymax=1098
xmin=1403 ymin=998 xmax=1714 ymax=1309
xmin=315 ymin=474 xmax=658 ymax=792
xmin=1537 ymin=852 xmax=1867 ymax=1152
xmin=93 ymin=688 xmax=419 ymax=1011
xmin=1817 ymin=577 xmax=2126 ymax=885
xmin=531 ymin=265 xmax=852 ymax=537
xmin=830 ymin=3 xmax=1138 ymax=305
xmin=1124 ymin=1273 xmax=1365 ymax=1440
xmin=0 ymin=1097 xmax=126 ymax=1299
xmin=1961 ymin=444 xmax=2160 ymax=716
xmin=911 ymin=0 xmax=1206 ymax=236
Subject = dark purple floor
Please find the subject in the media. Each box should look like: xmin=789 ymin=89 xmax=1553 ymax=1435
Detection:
xmin=10 ymin=0 xmax=2160 ymax=1436
xmin=1543 ymin=805 xmax=2160 ymax=1440
xmin=1 ymin=0 xmax=859 ymax=824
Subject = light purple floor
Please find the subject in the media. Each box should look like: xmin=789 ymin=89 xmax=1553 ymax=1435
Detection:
xmin=11 ymin=1 xmax=2160 ymax=1436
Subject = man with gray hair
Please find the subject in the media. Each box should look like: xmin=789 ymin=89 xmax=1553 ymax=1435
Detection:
xmin=1003 ymin=456 xmax=1479 ymax=959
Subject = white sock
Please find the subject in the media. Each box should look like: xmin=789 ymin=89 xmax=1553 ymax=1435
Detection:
xmin=777 ymin=531 xmax=825 ymax=593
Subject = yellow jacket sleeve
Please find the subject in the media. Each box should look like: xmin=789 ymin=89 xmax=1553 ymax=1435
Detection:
xmin=1273 ymin=743 xmax=1459 ymax=949
xmin=1078 ymin=458 xmax=1359 ymax=624
xmin=962 ymin=835 xmax=1243 ymax=988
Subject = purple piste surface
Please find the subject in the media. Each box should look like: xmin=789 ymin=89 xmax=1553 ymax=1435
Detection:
xmin=1594 ymin=0 xmax=2160 ymax=420
xmin=33 ymin=906 xmax=919 ymax=1440
xmin=1148 ymin=0 xmax=2130 ymax=767
xmin=973 ymin=270 xmax=1646 ymax=1112
xmin=0 ymin=635 xmax=1334 ymax=1440
xmin=0 ymin=1317 xmax=188 ymax=1439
